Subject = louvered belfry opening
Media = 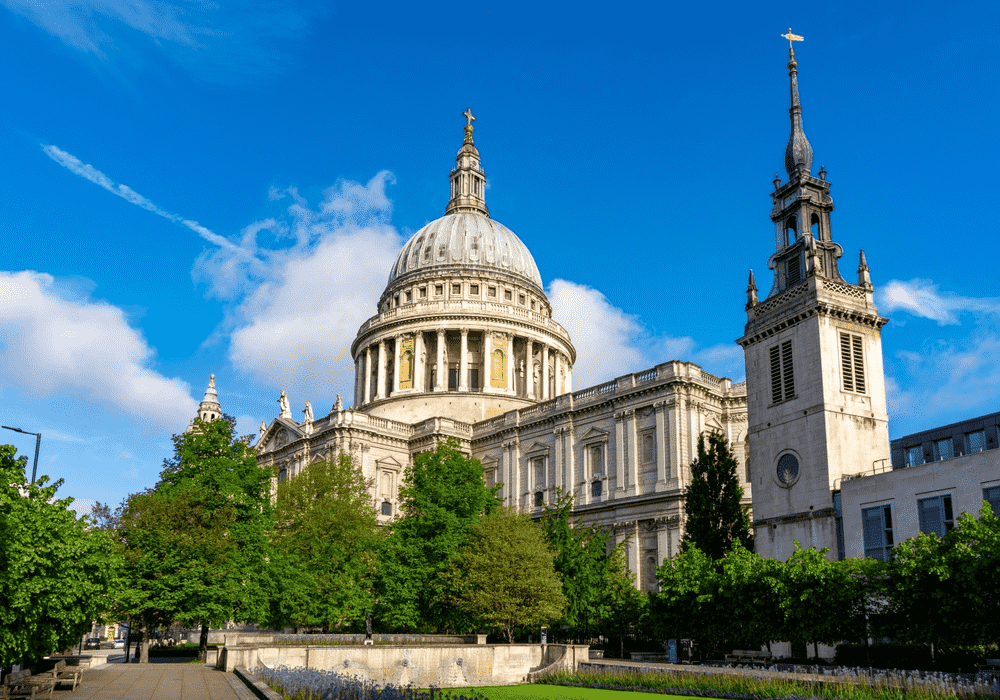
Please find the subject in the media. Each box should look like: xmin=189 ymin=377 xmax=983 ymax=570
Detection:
xmin=839 ymin=332 xmax=866 ymax=393
xmin=769 ymin=340 xmax=795 ymax=404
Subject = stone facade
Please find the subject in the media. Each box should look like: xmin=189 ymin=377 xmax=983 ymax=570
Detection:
xmin=256 ymin=112 xmax=748 ymax=587
xmin=738 ymin=45 xmax=891 ymax=562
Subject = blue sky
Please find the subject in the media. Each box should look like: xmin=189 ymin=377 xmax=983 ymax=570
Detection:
xmin=2 ymin=0 xmax=999 ymax=512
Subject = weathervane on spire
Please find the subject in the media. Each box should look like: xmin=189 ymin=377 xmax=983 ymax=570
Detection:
xmin=462 ymin=108 xmax=475 ymax=144
xmin=781 ymin=28 xmax=804 ymax=56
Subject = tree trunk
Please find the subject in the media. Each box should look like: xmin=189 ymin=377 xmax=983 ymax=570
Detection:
xmin=199 ymin=623 xmax=209 ymax=662
xmin=139 ymin=620 xmax=150 ymax=664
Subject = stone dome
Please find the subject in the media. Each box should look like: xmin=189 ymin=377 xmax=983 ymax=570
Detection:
xmin=387 ymin=211 xmax=544 ymax=291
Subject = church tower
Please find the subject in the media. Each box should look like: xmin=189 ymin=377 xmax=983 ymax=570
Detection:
xmin=186 ymin=374 xmax=222 ymax=432
xmin=737 ymin=34 xmax=890 ymax=561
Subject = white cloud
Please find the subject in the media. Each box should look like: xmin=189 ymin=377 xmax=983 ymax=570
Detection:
xmin=193 ymin=173 xmax=402 ymax=402
xmin=42 ymin=144 xmax=250 ymax=258
xmin=877 ymin=278 xmax=1000 ymax=325
xmin=0 ymin=271 xmax=197 ymax=431
xmin=886 ymin=330 xmax=1000 ymax=432
xmin=548 ymin=279 xmax=744 ymax=387
xmin=3 ymin=0 xmax=315 ymax=80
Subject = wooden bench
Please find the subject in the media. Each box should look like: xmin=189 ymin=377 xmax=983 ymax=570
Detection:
xmin=3 ymin=670 xmax=55 ymax=700
xmin=724 ymin=650 xmax=773 ymax=666
xmin=34 ymin=660 xmax=84 ymax=692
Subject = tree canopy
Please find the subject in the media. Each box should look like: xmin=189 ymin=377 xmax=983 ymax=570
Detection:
xmin=682 ymin=431 xmax=753 ymax=560
xmin=268 ymin=454 xmax=382 ymax=631
xmin=0 ymin=445 xmax=116 ymax=673
xmin=377 ymin=438 xmax=501 ymax=632
xmin=441 ymin=509 xmax=565 ymax=642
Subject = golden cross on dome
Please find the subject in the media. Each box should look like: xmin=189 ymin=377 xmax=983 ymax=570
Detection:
xmin=463 ymin=108 xmax=475 ymax=126
xmin=781 ymin=28 xmax=804 ymax=49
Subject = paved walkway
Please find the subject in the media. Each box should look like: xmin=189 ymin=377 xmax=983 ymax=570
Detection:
xmin=48 ymin=663 xmax=255 ymax=700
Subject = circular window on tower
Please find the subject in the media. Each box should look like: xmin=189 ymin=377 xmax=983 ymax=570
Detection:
xmin=776 ymin=453 xmax=800 ymax=488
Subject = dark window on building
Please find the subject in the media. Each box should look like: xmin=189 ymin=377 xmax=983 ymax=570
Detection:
xmin=984 ymin=485 xmax=1000 ymax=517
xmin=435 ymin=284 xmax=443 ymax=296
xmin=833 ymin=492 xmax=845 ymax=561
xmin=591 ymin=480 xmax=602 ymax=498
xmin=448 ymin=368 xmax=458 ymax=390
xmin=518 ymin=294 xmax=526 ymax=305
xmin=381 ymin=501 xmax=393 ymax=516
xmin=933 ymin=437 xmax=954 ymax=461
xmin=776 ymin=453 xmax=799 ymax=486
xmin=278 ymin=469 xmax=287 ymax=483
xmin=452 ymin=283 xmax=462 ymax=295
xmin=534 ymin=491 xmax=544 ymax=507
xmin=405 ymin=291 xmax=412 ymax=302
xmin=505 ymin=289 xmax=512 ymax=301
xmin=642 ymin=433 xmax=655 ymax=464
xmin=966 ymin=429 xmax=986 ymax=455
xmin=862 ymin=504 xmax=894 ymax=561
xmin=786 ymin=254 xmax=802 ymax=286
xmin=419 ymin=287 xmax=427 ymax=299
xmin=918 ymin=495 xmax=954 ymax=537
xmin=470 ymin=284 xmax=479 ymax=295
xmin=905 ymin=445 xmax=924 ymax=467
xmin=769 ymin=340 xmax=795 ymax=403
xmin=488 ymin=286 xmax=496 ymax=298
xmin=469 ymin=368 xmax=480 ymax=390
xmin=840 ymin=332 xmax=866 ymax=393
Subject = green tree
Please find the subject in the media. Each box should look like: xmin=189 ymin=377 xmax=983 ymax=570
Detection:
xmin=682 ymin=431 xmax=753 ymax=560
xmin=886 ymin=503 xmax=1000 ymax=655
xmin=716 ymin=544 xmax=783 ymax=654
xmin=114 ymin=484 xmax=238 ymax=662
xmin=539 ymin=491 xmax=612 ymax=631
xmin=780 ymin=543 xmax=859 ymax=657
xmin=652 ymin=543 xmax=720 ymax=647
xmin=268 ymin=454 xmax=382 ymax=631
xmin=155 ymin=415 xmax=273 ymax=657
xmin=591 ymin=540 xmax=647 ymax=658
xmin=0 ymin=445 xmax=117 ymax=674
xmin=377 ymin=438 xmax=501 ymax=632
xmin=440 ymin=509 xmax=566 ymax=642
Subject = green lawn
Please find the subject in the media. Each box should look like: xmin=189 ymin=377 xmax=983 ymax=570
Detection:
xmin=443 ymin=685 xmax=690 ymax=700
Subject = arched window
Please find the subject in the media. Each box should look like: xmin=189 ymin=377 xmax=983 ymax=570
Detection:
xmin=785 ymin=217 xmax=798 ymax=246
xmin=381 ymin=501 xmax=393 ymax=516
xmin=591 ymin=480 xmax=602 ymax=498
xmin=810 ymin=213 xmax=821 ymax=239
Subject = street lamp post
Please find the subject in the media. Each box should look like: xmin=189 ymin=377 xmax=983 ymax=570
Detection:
xmin=2 ymin=426 xmax=42 ymax=484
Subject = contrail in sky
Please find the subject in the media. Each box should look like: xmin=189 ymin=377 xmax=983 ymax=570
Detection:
xmin=41 ymin=144 xmax=242 ymax=254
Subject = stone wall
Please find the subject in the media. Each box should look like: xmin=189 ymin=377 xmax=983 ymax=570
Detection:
xmin=221 ymin=643 xmax=588 ymax=687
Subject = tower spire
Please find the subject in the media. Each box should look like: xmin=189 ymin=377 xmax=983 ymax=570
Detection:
xmin=782 ymin=29 xmax=813 ymax=179
xmin=445 ymin=109 xmax=490 ymax=217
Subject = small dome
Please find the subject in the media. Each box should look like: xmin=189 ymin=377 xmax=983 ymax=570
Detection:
xmin=387 ymin=212 xmax=543 ymax=290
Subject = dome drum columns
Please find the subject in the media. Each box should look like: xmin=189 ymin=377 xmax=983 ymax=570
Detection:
xmin=353 ymin=328 xmax=573 ymax=409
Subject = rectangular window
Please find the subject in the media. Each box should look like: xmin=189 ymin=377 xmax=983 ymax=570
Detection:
xmin=469 ymin=368 xmax=480 ymax=390
xmin=534 ymin=491 xmax=544 ymax=507
xmin=769 ymin=340 xmax=795 ymax=403
xmin=589 ymin=444 xmax=603 ymax=477
xmin=405 ymin=291 xmax=412 ymax=302
xmin=862 ymin=504 xmax=894 ymax=561
xmin=642 ymin=433 xmax=655 ymax=464
xmin=840 ymin=332 xmax=866 ymax=393
xmin=533 ymin=457 xmax=545 ymax=490
xmin=419 ymin=287 xmax=427 ymax=299
xmin=833 ymin=492 xmax=846 ymax=561
xmin=505 ymin=289 xmax=512 ymax=301
xmin=531 ymin=300 xmax=537 ymax=310
xmin=786 ymin=254 xmax=802 ymax=286
xmin=966 ymin=429 xmax=986 ymax=455
xmin=435 ymin=284 xmax=443 ymax=296
xmin=488 ymin=286 xmax=496 ymax=298
xmin=905 ymin=445 xmax=924 ymax=467
xmin=918 ymin=495 xmax=954 ymax=537
xmin=519 ymin=294 xmax=526 ymax=305
xmin=984 ymin=485 xmax=1000 ymax=517
xmin=452 ymin=283 xmax=462 ymax=295
xmin=591 ymin=480 xmax=602 ymax=498
xmin=470 ymin=284 xmax=479 ymax=295
xmin=933 ymin=437 xmax=954 ymax=461
xmin=448 ymin=368 xmax=458 ymax=390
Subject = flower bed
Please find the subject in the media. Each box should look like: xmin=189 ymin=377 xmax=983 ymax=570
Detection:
xmin=257 ymin=666 xmax=491 ymax=700
xmin=536 ymin=667 xmax=1000 ymax=700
